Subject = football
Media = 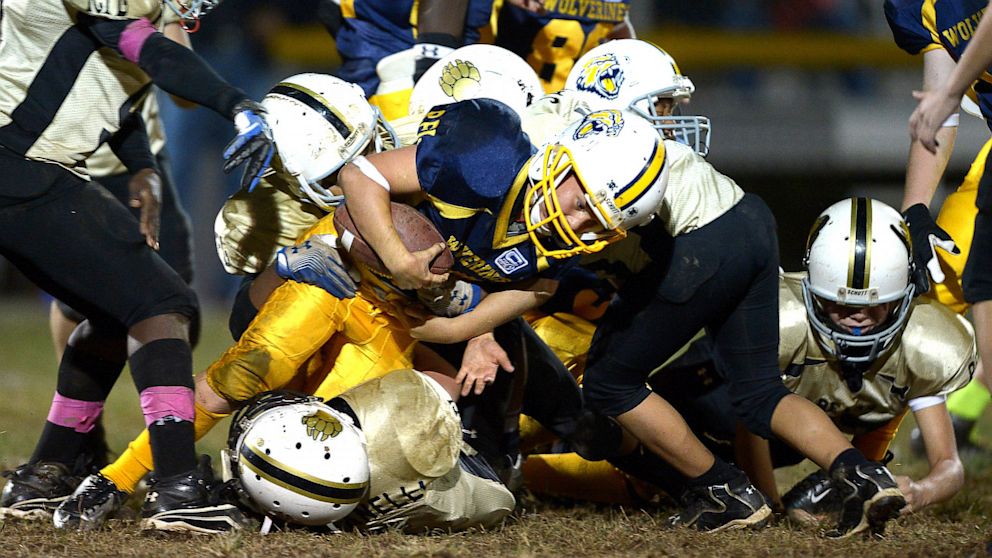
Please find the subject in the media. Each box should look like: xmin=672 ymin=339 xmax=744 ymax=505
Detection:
xmin=332 ymin=202 xmax=454 ymax=276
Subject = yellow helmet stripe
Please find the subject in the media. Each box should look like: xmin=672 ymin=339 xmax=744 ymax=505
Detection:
xmin=614 ymin=137 xmax=665 ymax=210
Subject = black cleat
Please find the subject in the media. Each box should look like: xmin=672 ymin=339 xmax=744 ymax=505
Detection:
xmin=0 ymin=462 xmax=79 ymax=520
xmin=825 ymin=461 xmax=905 ymax=539
xmin=140 ymin=456 xmax=250 ymax=534
xmin=53 ymin=473 xmax=128 ymax=530
xmin=668 ymin=471 xmax=772 ymax=532
xmin=782 ymin=470 xmax=841 ymax=526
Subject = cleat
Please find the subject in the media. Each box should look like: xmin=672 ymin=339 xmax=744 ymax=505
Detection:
xmin=140 ymin=456 xmax=251 ymax=535
xmin=668 ymin=470 xmax=772 ymax=532
xmin=782 ymin=470 xmax=841 ymax=526
xmin=0 ymin=462 xmax=79 ymax=520
xmin=53 ymin=473 xmax=128 ymax=530
xmin=824 ymin=461 xmax=905 ymax=539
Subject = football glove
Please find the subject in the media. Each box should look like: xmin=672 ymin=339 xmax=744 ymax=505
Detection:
xmin=417 ymin=280 xmax=482 ymax=317
xmin=275 ymin=234 xmax=358 ymax=299
xmin=902 ymin=203 xmax=960 ymax=295
xmin=223 ymin=100 xmax=275 ymax=192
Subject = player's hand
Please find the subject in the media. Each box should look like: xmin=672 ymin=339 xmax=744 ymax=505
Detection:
xmin=223 ymin=100 xmax=275 ymax=192
xmin=902 ymin=203 xmax=960 ymax=295
xmin=455 ymin=332 xmax=514 ymax=396
xmin=909 ymin=88 xmax=960 ymax=154
xmin=895 ymin=475 xmax=920 ymax=515
xmin=275 ymin=234 xmax=359 ymax=299
xmin=128 ymin=168 xmax=162 ymax=250
xmin=387 ymin=242 xmax=450 ymax=290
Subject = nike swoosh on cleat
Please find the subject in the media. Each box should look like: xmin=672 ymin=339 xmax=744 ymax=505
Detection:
xmin=809 ymin=488 xmax=832 ymax=504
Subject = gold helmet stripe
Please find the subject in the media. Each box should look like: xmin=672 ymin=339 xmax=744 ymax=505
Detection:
xmin=847 ymin=197 xmax=872 ymax=289
xmin=240 ymin=442 xmax=368 ymax=504
xmin=271 ymin=82 xmax=353 ymax=140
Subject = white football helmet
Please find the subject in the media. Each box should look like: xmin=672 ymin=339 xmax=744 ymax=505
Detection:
xmin=802 ymin=197 xmax=915 ymax=365
xmin=262 ymin=73 xmax=397 ymax=210
xmin=163 ymin=0 xmax=221 ymax=22
xmin=227 ymin=392 xmax=370 ymax=526
xmin=525 ymin=108 xmax=669 ymax=258
xmin=409 ymin=44 xmax=542 ymax=121
xmin=565 ymin=39 xmax=711 ymax=156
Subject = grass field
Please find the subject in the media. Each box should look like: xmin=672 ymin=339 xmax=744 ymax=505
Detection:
xmin=2 ymin=298 xmax=992 ymax=557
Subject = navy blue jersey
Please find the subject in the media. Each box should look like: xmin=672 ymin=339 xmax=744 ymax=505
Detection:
xmin=334 ymin=0 xmax=494 ymax=96
xmin=495 ymin=0 xmax=631 ymax=92
xmin=885 ymin=0 xmax=992 ymax=126
xmin=414 ymin=99 xmax=576 ymax=288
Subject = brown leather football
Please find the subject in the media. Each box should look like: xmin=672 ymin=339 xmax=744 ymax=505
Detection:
xmin=332 ymin=202 xmax=454 ymax=276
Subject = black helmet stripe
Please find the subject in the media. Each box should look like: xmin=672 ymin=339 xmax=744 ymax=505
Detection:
xmin=848 ymin=197 xmax=872 ymax=289
xmin=270 ymin=83 xmax=352 ymax=140
xmin=239 ymin=444 xmax=367 ymax=504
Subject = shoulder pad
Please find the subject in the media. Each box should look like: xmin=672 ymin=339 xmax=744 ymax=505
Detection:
xmin=778 ymin=272 xmax=811 ymax=368
xmin=884 ymin=0 xmax=940 ymax=55
xmin=901 ymin=297 xmax=976 ymax=395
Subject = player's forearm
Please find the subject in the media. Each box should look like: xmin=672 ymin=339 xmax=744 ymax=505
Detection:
xmin=138 ymin=34 xmax=247 ymax=119
xmin=426 ymin=286 xmax=551 ymax=343
xmin=913 ymin=457 xmax=964 ymax=511
xmin=337 ymin=163 xmax=410 ymax=269
xmin=902 ymin=126 xmax=957 ymax=210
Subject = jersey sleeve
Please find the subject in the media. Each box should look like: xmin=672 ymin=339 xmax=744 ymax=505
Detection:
xmin=66 ymin=0 xmax=163 ymax=21
xmin=903 ymin=301 xmax=977 ymax=399
xmin=884 ymin=0 xmax=942 ymax=55
xmin=415 ymin=99 xmax=534 ymax=210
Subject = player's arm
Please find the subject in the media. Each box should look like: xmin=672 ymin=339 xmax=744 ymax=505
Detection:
xmin=77 ymin=14 xmax=274 ymax=190
xmin=898 ymin=401 xmax=965 ymax=513
xmin=910 ymin=0 xmax=992 ymax=151
xmin=338 ymin=146 xmax=450 ymax=289
xmin=902 ymin=48 xmax=962 ymax=292
xmin=903 ymin=48 xmax=959 ymax=210
xmin=410 ymin=277 xmax=556 ymax=344
xmin=161 ymin=21 xmax=197 ymax=109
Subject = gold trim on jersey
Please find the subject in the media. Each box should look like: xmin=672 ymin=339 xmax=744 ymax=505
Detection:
xmin=493 ymin=163 xmax=533 ymax=249
xmin=424 ymin=194 xmax=486 ymax=220
xmin=241 ymin=442 xmax=369 ymax=504
xmin=340 ymin=0 xmax=356 ymax=19
xmin=921 ymin=0 xmax=941 ymax=45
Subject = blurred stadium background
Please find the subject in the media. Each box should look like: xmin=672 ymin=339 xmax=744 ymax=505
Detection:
xmin=0 ymin=0 xmax=987 ymax=305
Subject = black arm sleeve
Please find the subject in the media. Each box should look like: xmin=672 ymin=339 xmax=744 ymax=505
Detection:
xmin=79 ymin=14 xmax=248 ymax=120
xmin=316 ymin=0 xmax=343 ymax=37
xmin=107 ymin=110 xmax=157 ymax=174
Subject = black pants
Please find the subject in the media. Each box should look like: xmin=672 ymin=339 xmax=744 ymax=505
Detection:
xmin=583 ymin=194 xmax=790 ymax=438
xmin=0 ymin=148 xmax=197 ymax=327
xmin=55 ymin=148 xmax=195 ymax=322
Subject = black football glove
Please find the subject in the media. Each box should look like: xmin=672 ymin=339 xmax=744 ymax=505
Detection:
xmin=902 ymin=203 xmax=960 ymax=295
xmin=223 ymin=100 xmax=275 ymax=192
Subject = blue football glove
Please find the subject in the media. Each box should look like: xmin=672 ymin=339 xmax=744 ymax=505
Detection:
xmin=223 ymin=100 xmax=275 ymax=192
xmin=275 ymin=234 xmax=358 ymax=299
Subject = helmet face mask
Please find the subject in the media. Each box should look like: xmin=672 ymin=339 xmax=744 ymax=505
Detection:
xmin=566 ymin=39 xmax=712 ymax=157
xmin=524 ymin=109 xmax=668 ymax=259
xmin=163 ymin=0 xmax=221 ymax=22
xmin=227 ymin=392 xmax=370 ymax=526
xmin=801 ymin=197 xmax=916 ymax=368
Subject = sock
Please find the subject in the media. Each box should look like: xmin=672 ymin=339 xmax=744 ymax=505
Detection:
xmin=129 ymin=339 xmax=196 ymax=478
xmin=101 ymin=401 xmax=229 ymax=493
xmin=829 ymin=447 xmax=870 ymax=476
xmin=686 ymin=457 xmax=739 ymax=488
xmin=946 ymin=378 xmax=990 ymax=421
